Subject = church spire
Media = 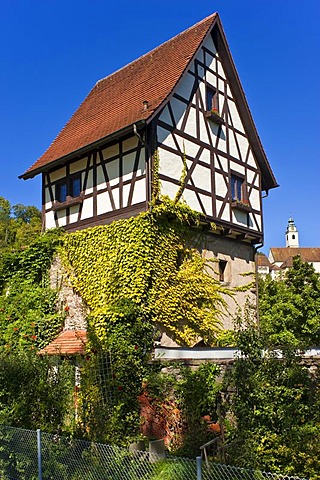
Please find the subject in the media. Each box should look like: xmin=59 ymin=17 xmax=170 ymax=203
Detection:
xmin=285 ymin=216 xmax=299 ymax=247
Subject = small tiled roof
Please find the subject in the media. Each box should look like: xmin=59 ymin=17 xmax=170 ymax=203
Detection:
xmin=256 ymin=253 xmax=271 ymax=267
xmin=38 ymin=329 xmax=87 ymax=355
xmin=22 ymin=13 xmax=217 ymax=178
xmin=270 ymin=248 xmax=320 ymax=264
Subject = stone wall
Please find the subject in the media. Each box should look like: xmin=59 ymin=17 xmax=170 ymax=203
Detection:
xmin=49 ymin=256 xmax=87 ymax=330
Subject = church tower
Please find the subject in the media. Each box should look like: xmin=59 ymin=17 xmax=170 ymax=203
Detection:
xmin=286 ymin=217 xmax=299 ymax=247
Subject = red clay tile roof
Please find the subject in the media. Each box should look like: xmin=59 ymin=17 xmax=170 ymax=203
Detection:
xmin=22 ymin=13 xmax=217 ymax=178
xmin=38 ymin=329 xmax=87 ymax=355
xmin=270 ymin=247 xmax=320 ymax=264
xmin=21 ymin=12 xmax=278 ymax=192
xmin=256 ymin=253 xmax=271 ymax=266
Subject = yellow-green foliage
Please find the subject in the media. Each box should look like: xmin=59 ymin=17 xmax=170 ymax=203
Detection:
xmin=63 ymin=202 xmax=229 ymax=345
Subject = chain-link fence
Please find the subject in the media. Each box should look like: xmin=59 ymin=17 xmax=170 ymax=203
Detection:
xmin=0 ymin=425 xmax=308 ymax=480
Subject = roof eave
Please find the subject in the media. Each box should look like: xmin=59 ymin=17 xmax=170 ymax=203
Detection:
xmin=20 ymin=120 xmax=147 ymax=180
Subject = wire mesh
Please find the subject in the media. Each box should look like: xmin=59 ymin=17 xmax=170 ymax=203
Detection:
xmin=0 ymin=426 xmax=38 ymax=480
xmin=86 ymin=350 xmax=115 ymax=406
xmin=202 ymin=462 xmax=309 ymax=480
xmin=0 ymin=425 xmax=309 ymax=480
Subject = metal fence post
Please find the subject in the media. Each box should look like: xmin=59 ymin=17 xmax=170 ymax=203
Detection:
xmin=37 ymin=429 xmax=43 ymax=480
xmin=196 ymin=456 xmax=202 ymax=480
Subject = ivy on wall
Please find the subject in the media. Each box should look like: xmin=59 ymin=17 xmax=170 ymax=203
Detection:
xmin=63 ymin=199 xmax=229 ymax=346
xmin=62 ymin=198 xmax=231 ymax=445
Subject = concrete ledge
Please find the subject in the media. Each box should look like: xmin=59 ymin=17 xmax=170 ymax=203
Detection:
xmin=154 ymin=346 xmax=320 ymax=361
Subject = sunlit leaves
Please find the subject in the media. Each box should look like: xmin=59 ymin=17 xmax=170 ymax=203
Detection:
xmin=63 ymin=203 xmax=228 ymax=345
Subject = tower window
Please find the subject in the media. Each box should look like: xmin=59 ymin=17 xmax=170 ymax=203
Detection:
xmin=56 ymin=181 xmax=67 ymax=203
xmin=231 ymin=174 xmax=246 ymax=202
xmin=206 ymin=86 xmax=218 ymax=112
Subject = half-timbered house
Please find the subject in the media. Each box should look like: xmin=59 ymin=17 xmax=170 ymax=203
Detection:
xmin=21 ymin=13 xmax=278 ymax=333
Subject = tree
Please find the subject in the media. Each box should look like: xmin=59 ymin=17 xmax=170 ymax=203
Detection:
xmin=0 ymin=197 xmax=42 ymax=251
xmin=259 ymin=256 xmax=320 ymax=348
xmin=225 ymin=315 xmax=320 ymax=479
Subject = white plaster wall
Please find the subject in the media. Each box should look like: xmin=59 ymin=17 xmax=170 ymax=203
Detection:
xmin=106 ymin=159 xmax=119 ymax=186
xmin=122 ymin=183 xmax=131 ymax=208
xmin=131 ymin=178 xmax=146 ymax=205
xmin=123 ymin=136 xmax=138 ymax=152
xmin=161 ymin=179 xmax=179 ymax=199
xmin=49 ymin=167 xmax=66 ymax=182
xmin=44 ymin=188 xmax=52 ymax=210
xmin=158 ymin=105 xmax=172 ymax=126
xmin=217 ymin=57 xmax=226 ymax=80
xmin=175 ymin=69 xmax=195 ymax=103
xmin=312 ymin=262 xmax=320 ymax=273
xmin=192 ymin=164 xmax=211 ymax=192
xmin=96 ymin=165 xmax=107 ymax=191
xmin=102 ymin=144 xmax=119 ymax=159
xmin=69 ymin=205 xmax=79 ymax=224
xmin=112 ymin=188 xmax=120 ymax=210
xmin=184 ymin=106 xmax=197 ymax=139
xmin=170 ymin=97 xmax=187 ymax=129
xmin=182 ymin=189 xmax=202 ymax=212
xmin=123 ymin=152 xmax=136 ymax=182
xmin=45 ymin=211 xmax=56 ymax=229
xmin=56 ymin=209 xmax=67 ymax=227
xmin=86 ymin=170 xmax=94 ymax=194
xmin=70 ymin=158 xmax=86 ymax=174
xmin=220 ymin=204 xmax=230 ymax=223
xmin=247 ymin=151 xmax=257 ymax=168
xmin=158 ymin=147 xmax=184 ymax=183
xmin=81 ymin=197 xmax=93 ymax=220
xmin=198 ymin=194 xmax=212 ymax=217
xmin=97 ymin=192 xmax=113 ymax=216
xmin=215 ymin=173 xmax=228 ymax=197
xmin=228 ymin=100 xmax=245 ymax=134
xmin=250 ymin=189 xmax=260 ymax=210
xmin=229 ymin=130 xmax=240 ymax=159
xmin=229 ymin=161 xmax=245 ymax=176
xmin=254 ymin=213 xmax=262 ymax=230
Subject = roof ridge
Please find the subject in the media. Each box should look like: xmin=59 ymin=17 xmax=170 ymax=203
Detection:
xmin=94 ymin=13 xmax=217 ymax=88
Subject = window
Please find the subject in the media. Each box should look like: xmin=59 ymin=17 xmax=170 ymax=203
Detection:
xmin=56 ymin=181 xmax=67 ymax=203
xmin=219 ymin=260 xmax=227 ymax=282
xmin=55 ymin=174 xmax=82 ymax=203
xmin=231 ymin=175 xmax=245 ymax=202
xmin=71 ymin=175 xmax=81 ymax=197
xmin=206 ymin=86 xmax=218 ymax=112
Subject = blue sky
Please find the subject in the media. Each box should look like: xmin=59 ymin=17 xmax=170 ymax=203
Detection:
xmin=1 ymin=0 xmax=319 ymax=252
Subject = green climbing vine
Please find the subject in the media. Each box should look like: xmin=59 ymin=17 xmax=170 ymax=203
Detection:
xmin=151 ymin=149 xmax=160 ymax=205
xmin=63 ymin=202 xmax=229 ymax=346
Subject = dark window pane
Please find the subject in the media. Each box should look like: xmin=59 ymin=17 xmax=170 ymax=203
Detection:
xmin=231 ymin=175 xmax=243 ymax=201
xmin=206 ymin=87 xmax=216 ymax=111
xmin=237 ymin=180 xmax=242 ymax=200
xmin=231 ymin=177 xmax=236 ymax=200
xmin=57 ymin=182 xmax=67 ymax=202
xmin=71 ymin=176 xmax=81 ymax=197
